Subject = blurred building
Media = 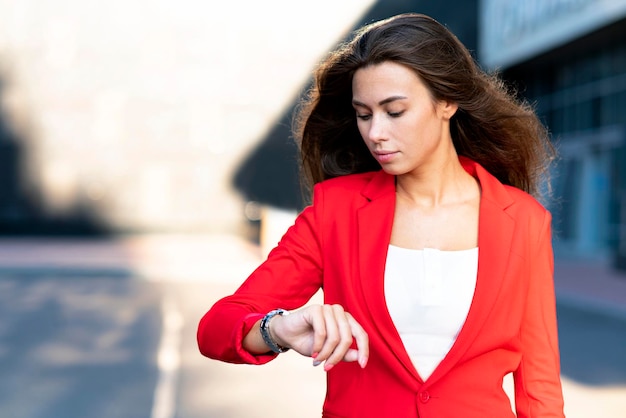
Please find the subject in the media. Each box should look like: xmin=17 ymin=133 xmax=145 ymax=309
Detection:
xmin=0 ymin=0 xmax=380 ymax=236
xmin=480 ymin=0 xmax=626 ymax=269
xmin=0 ymin=0 xmax=479 ymax=238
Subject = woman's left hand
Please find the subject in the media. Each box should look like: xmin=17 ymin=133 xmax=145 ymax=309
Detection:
xmin=270 ymin=303 xmax=369 ymax=371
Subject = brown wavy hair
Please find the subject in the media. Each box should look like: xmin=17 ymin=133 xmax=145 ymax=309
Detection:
xmin=294 ymin=13 xmax=554 ymax=198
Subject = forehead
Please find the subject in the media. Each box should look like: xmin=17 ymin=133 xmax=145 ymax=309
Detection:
xmin=352 ymin=62 xmax=427 ymax=98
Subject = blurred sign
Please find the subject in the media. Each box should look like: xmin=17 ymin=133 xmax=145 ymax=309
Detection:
xmin=480 ymin=0 xmax=626 ymax=69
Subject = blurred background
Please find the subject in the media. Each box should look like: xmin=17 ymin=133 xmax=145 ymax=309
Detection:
xmin=0 ymin=0 xmax=625 ymax=417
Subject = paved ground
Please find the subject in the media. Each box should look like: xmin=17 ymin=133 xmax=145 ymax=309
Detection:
xmin=0 ymin=234 xmax=625 ymax=417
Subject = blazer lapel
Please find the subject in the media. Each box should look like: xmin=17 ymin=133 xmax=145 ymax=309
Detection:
xmin=427 ymin=159 xmax=516 ymax=384
xmin=354 ymin=160 xmax=518 ymax=386
xmin=357 ymin=171 xmax=421 ymax=382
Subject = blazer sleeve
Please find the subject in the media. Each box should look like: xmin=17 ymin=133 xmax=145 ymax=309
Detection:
xmin=513 ymin=210 xmax=565 ymax=417
xmin=197 ymin=184 xmax=325 ymax=365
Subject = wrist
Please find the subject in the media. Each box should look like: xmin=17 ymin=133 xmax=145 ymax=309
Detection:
xmin=260 ymin=309 xmax=290 ymax=353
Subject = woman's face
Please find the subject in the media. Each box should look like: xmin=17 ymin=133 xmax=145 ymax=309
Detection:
xmin=352 ymin=61 xmax=457 ymax=176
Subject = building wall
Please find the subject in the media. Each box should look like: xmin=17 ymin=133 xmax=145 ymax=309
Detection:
xmin=480 ymin=0 xmax=626 ymax=264
xmin=0 ymin=0 xmax=376 ymax=234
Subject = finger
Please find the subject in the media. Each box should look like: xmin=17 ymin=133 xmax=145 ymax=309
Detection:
xmin=336 ymin=314 xmax=368 ymax=365
xmin=315 ymin=305 xmax=341 ymax=365
xmin=307 ymin=305 xmax=327 ymax=360
xmin=323 ymin=305 xmax=356 ymax=371
xmin=342 ymin=348 xmax=359 ymax=363
xmin=347 ymin=313 xmax=369 ymax=368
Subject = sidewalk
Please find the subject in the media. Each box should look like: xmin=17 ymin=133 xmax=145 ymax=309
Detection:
xmin=0 ymin=234 xmax=327 ymax=418
xmin=0 ymin=234 xmax=262 ymax=284
xmin=554 ymin=258 xmax=626 ymax=320
xmin=0 ymin=234 xmax=625 ymax=418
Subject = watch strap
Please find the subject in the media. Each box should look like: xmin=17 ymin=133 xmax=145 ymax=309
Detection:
xmin=260 ymin=309 xmax=290 ymax=353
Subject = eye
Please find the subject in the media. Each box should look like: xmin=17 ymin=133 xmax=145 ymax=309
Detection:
xmin=356 ymin=113 xmax=372 ymax=121
xmin=388 ymin=111 xmax=404 ymax=118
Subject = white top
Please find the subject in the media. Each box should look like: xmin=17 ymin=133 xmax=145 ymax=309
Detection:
xmin=384 ymin=245 xmax=478 ymax=380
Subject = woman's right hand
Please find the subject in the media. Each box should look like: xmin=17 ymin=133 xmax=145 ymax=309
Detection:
xmin=270 ymin=304 xmax=369 ymax=371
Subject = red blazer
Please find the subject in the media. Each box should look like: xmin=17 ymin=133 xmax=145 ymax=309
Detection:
xmin=198 ymin=158 xmax=565 ymax=418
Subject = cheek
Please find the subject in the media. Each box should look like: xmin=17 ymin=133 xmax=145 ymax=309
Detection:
xmin=408 ymin=113 xmax=440 ymax=138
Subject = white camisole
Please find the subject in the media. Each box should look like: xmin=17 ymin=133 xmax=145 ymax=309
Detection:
xmin=384 ymin=245 xmax=478 ymax=380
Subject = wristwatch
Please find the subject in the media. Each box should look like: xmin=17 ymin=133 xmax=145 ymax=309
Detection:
xmin=260 ymin=309 xmax=290 ymax=353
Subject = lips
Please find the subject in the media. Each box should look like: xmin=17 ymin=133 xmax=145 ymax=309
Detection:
xmin=373 ymin=151 xmax=398 ymax=163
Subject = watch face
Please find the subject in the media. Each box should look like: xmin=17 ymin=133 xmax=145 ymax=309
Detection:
xmin=261 ymin=309 xmax=290 ymax=353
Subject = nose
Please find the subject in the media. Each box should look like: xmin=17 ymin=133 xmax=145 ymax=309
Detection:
xmin=365 ymin=114 xmax=388 ymax=144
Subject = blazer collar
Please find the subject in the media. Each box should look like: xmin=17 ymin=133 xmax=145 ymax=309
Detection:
xmin=360 ymin=169 xmax=395 ymax=201
xmin=460 ymin=156 xmax=515 ymax=212
xmin=356 ymin=158 xmax=517 ymax=385
xmin=359 ymin=157 xmax=515 ymax=209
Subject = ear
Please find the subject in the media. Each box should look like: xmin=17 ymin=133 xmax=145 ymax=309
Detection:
xmin=439 ymin=101 xmax=458 ymax=120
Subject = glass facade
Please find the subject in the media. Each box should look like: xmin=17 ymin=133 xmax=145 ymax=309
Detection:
xmin=503 ymin=18 xmax=626 ymax=265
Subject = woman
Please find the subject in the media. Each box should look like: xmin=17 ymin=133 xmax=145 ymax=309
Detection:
xmin=198 ymin=13 xmax=565 ymax=418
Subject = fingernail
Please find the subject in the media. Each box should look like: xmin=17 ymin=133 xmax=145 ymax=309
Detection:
xmin=311 ymin=352 xmax=319 ymax=359
xmin=313 ymin=360 xmax=322 ymax=367
xmin=358 ymin=356 xmax=368 ymax=368
xmin=324 ymin=363 xmax=334 ymax=372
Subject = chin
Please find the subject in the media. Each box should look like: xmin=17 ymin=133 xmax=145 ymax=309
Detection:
xmin=380 ymin=166 xmax=408 ymax=176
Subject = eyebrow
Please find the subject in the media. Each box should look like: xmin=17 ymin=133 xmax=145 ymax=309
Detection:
xmin=352 ymin=95 xmax=408 ymax=108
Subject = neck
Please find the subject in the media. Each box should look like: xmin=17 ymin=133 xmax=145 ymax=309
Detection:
xmin=395 ymin=155 xmax=477 ymax=208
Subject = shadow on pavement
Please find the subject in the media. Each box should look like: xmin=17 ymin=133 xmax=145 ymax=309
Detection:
xmin=0 ymin=273 xmax=162 ymax=418
xmin=558 ymin=303 xmax=626 ymax=386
